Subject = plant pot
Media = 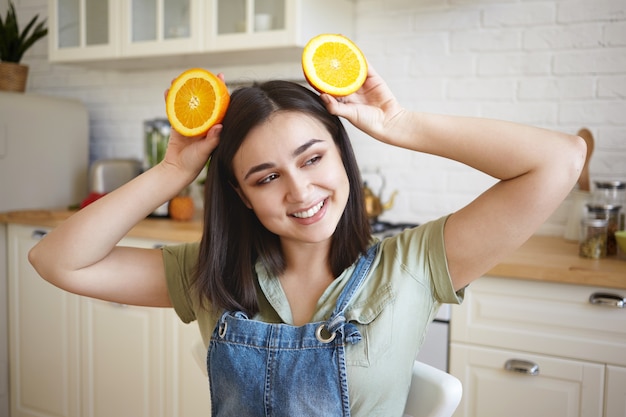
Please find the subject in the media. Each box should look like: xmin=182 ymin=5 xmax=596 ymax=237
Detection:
xmin=0 ymin=62 xmax=29 ymax=92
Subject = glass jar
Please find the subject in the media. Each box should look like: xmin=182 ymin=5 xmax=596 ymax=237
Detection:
xmin=144 ymin=118 xmax=171 ymax=216
xmin=592 ymin=180 xmax=626 ymax=207
xmin=579 ymin=218 xmax=608 ymax=259
xmin=586 ymin=204 xmax=622 ymax=256
xmin=144 ymin=118 xmax=171 ymax=169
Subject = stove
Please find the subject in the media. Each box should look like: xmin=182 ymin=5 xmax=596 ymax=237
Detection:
xmin=371 ymin=221 xmax=419 ymax=239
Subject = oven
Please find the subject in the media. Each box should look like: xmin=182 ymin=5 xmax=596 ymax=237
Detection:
xmin=372 ymin=221 xmax=451 ymax=372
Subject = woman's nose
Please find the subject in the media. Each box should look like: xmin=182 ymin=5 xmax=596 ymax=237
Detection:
xmin=285 ymin=172 xmax=311 ymax=203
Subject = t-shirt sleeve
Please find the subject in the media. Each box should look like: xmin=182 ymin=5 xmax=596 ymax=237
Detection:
xmin=390 ymin=214 xmax=464 ymax=305
xmin=162 ymin=242 xmax=200 ymax=323
xmin=425 ymin=215 xmax=465 ymax=304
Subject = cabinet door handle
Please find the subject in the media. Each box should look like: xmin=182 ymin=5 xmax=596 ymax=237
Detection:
xmin=31 ymin=229 xmax=48 ymax=239
xmin=504 ymin=359 xmax=540 ymax=375
xmin=588 ymin=292 xmax=625 ymax=308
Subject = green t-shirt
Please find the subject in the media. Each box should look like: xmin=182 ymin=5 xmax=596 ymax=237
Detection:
xmin=162 ymin=214 xmax=463 ymax=417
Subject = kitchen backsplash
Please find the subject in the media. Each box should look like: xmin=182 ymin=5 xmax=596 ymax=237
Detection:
xmin=12 ymin=0 xmax=626 ymax=233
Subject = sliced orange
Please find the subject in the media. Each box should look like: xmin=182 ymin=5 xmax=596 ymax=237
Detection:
xmin=302 ymin=34 xmax=368 ymax=97
xmin=166 ymin=68 xmax=230 ymax=137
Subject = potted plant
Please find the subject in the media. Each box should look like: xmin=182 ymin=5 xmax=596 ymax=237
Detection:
xmin=0 ymin=1 xmax=47 ymax=92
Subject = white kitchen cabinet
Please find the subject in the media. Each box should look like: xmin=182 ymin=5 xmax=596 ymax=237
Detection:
xmin=49 ymin=0 xmax=202 ymax=61
xmin=8 ymin=225 xmax=80 ymax=417
xmin=450 ymin=344 xmax=604 ymax=417
xmin=48 ymin=0 xmax=118 ymax=61
xmin=450 ymin=276 xmax=626 ymax=417
xmin=605 ymin=366 xmax=626 ymax=417
xmin=48 ymin=0 xmax=354 ymax=68
xmin=120 ymin=0 xmax=203 ymax=57
xmin=7 ymin=224 xmax=211 ymax=417
xmin=206 ymin=0 xmax=353 ymax=52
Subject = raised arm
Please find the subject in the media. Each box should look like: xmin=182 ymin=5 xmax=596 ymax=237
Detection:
xmin=324 ymin=66 xmax=586 ymax=291
xmin=28 ymin=109 xmax=221 ymax=307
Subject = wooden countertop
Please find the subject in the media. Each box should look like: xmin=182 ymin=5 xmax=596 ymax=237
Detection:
xmin=2 ymin=209 xmax=625 ymax=290
xmin=0 ymin=209 xmax=203 ymax=243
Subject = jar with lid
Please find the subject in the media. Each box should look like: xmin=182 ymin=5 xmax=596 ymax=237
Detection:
xmin=579 ymin=217 xmax=608 ymax=259
xmin=586 ymin=204 xmax=621 ymax=256
xmin=592 ymin=180 xmax=625 ymax=207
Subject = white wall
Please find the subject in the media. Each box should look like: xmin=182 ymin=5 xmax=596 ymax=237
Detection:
xmin=12 ymin=0 xmax=626 ymax=232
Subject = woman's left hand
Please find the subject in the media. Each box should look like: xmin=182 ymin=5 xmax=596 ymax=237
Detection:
xmin=320 ymin=65 xmax=404 ymax=144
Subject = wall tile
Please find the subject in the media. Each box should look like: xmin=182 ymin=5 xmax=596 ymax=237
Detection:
xmin=15 ymin=0 xmax=626 ymax=235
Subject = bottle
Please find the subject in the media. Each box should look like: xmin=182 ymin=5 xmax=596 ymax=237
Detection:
xmin=579 ymin=217 xmax=608 ymax=259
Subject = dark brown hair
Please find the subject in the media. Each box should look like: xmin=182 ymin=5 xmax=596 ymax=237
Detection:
xmin=195 ymin=80 xmax=371 ymax=316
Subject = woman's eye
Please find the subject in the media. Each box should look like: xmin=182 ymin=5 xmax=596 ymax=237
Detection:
xmin=305 ymin=155 xmax=322 ymax=166
xmin=258 ymin=173 xmax=278 ymax=185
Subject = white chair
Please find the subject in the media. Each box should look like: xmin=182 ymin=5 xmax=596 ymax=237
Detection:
xmin=192 ymin=341 xmax=462 ymax=417
xmin=403 ymin=361 xmax=463 ymax=417
xmin=193 ymin=339 xmax=208 ymax=377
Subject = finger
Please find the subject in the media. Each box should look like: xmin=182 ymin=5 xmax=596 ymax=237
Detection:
xmin=321 ymin=93 xmax=352 ymax=119
xmin=197 ymin=124 xmax=222 ymax=154
xmin=206 ymin=123 xmax=222 ymax=141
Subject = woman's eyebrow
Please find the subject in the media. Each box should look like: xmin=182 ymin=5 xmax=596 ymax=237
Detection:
xmin=292 ymin=138 xmax=323 ymax=157
xmin=244 ymin=162 xmax=275 ymax=181
xmin=244 ymin=139 xmax=324 ymax=180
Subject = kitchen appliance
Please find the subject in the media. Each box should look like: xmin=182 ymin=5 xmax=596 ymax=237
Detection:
xmin=0 ymin=91 xmax=89 ymax=416
xmin=89 ymin=158 xmax=142 ymax=194
xmin=371 ymin=221 xmax=451 ymax=372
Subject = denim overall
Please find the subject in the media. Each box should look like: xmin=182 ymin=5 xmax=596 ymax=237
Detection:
xmin=207 ymin=244 xmax=379 ymax=417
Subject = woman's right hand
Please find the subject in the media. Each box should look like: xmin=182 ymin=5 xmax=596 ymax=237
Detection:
xmin=27 ymin=74 xmax=230 ymax=308
xmin=162 ymin=120 xmax=221 ymax=182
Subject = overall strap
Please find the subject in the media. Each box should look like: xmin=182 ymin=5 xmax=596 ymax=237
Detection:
xmin=323 ymin=243 xmax=380 ymax=343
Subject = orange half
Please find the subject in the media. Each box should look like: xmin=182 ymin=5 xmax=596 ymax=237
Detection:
xmin=302 ymin=34 xmax=368 ymax=97
xmin=166 ymin=68 xmax=230 ymax=137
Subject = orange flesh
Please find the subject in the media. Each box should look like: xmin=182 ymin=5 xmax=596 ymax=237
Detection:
xmin=166 ymin=68 xmax=229 ymax=137
xmin=174 ymin=78 xmax=217 ymax=130
xmin=311 ymin=42 xmax=361 ymax=88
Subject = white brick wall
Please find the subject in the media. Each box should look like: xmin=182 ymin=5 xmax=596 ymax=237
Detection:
xmin=13 ymin=0 xmax=626 ymax=233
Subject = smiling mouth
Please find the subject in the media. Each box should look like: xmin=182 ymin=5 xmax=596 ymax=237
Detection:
xmin=291 ymin=200 xmax=325 ymax=219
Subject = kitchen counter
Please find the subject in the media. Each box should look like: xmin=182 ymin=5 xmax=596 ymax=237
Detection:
xmin=0 ymin=209 xmax=203 ymax=243
xmin=2 ymin=209 xmax=625 ymax=290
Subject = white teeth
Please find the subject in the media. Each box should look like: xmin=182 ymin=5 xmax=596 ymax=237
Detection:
xmin=292 ymin=200 xmax=324 ymax=219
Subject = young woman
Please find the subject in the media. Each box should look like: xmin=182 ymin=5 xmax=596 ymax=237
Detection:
xmin=29 ymin=66 xmax=585 ymax=416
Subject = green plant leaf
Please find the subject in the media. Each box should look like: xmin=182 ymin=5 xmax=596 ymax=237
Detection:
xmin=0 ymin=1 xmax=47 ymax=63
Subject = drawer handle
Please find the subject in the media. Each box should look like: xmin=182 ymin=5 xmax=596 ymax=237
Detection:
xmin=589 ymin=292 xmax=625 ymax=308
xmin=31 ymin=230 xmax=48 ymax=239
xmin=504 ymin=359 xmax=539 ymax=376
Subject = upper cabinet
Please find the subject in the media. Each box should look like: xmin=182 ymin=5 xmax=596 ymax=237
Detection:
xmin=48 ymin=0 xmax=354 ymax=69
xmin=49 ymin=0 xmax=118 ymax=61
xmin=121 ymin=0 xmax=203 ymax=57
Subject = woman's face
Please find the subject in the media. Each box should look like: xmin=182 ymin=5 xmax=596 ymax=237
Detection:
xmin=232 ymin=111 xmax=350 ymax=246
